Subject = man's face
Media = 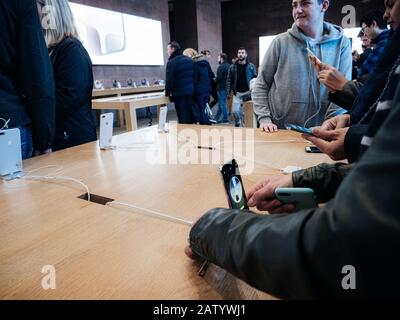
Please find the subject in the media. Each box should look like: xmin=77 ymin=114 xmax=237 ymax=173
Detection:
xmin=218 ymin=55 xmax=222 ymax=64
xmin=237 ymin=50 xmax=247 ymax=61
xmin=384 ymin=0 xmax=400 ymax=31
xmin=292 ymin=0 xmax=328 ymax=30
xmin=361 ymin=34 xmax=372 ymax=48
xmin=167 ymin=45 xmax=174 ymax=57
xmin=361 ymin=22 xmax=377 ymax=41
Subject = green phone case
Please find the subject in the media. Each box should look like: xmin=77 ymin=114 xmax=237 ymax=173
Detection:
xmin=275 ymin=188 xmax=317 ymax=210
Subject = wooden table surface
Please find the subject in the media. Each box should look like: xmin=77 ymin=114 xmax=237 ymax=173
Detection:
xmin=92 ymin=93 xmax=170 ymax=132
xmin=0 ymin=125 xmax=332 ymax=300
xmin=92 ymin=85 xmax=165 ymax=98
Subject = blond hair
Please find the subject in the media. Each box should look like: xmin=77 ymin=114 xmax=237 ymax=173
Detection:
xmin=183 ymin=48 xmax=198 ymax=58
xmin=38 ymin=0 xmax=79 ymax=48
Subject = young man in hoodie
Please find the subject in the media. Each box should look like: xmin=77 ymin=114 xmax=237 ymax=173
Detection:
xmin=252 ymin=0 xmax=352 ymax=133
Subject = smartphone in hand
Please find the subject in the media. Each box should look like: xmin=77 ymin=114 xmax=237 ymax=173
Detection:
xmin=286 ymin=124 xmax=315 ymax=136
xmin=306 ymin=48 xmax=323 ymax=72
xmin=220 ymin=159 xmax=249 ymax=210
xmin=275 ymin=188 xmax=318 ymax=210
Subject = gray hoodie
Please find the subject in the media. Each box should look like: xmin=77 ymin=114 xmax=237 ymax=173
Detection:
xmin=252 ymin=22 xmax=352 ymax=129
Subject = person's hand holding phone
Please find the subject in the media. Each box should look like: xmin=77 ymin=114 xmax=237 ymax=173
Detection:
xmin=309 ymin=55 xmax=323 ymax=73
xmin=307 ymin=48 xmax=323 ymax=73
xmin=246 ymin=175 xmax=296 ymax=214
xmin=319 ymin=114 xmax=351 ymax=131
xmin=317 ymin=64 xmax=348 ymax=92
xmin=304 ymin=127 xmax=349 ymax=161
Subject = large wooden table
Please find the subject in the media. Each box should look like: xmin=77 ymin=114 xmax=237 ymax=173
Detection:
xmin=0 ymin=125 xmax=331 ymax=300
xmin=92 ymin=85 xmax=166 ymax=129
xmin=92 ymin=85 xmax=165 ymax=98
xmin=92 ymin=92 xmax=171 ymax=132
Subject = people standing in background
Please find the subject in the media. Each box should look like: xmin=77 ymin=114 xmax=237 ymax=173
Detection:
xmin=0 ymin=0 xmax=55 ymax=159
xmin=37 ymin=0 xmax=97 ymax=152
xmin=214 ymin=53 xmax=230 ymax=124
xmin=227 ymin=48 xmax=257 ymax=127
xmin=165 ymin=41 xmax=196 ymax=124
xmin=357 ymin=10 xmax=390 ymax=79
xmin=184 ymin=49 xmax=212 ymax=125
xmin=252 ymin=0 xmax=352 ymax=132
xmin=356 ymin=33 xmax=374 ymax=71
xmin=201 ymin=50 xmax=219 ymax=110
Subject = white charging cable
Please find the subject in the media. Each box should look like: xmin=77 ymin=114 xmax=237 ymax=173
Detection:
xmin=10 ymin=165 xmax=92 ymax=202
xmin=0 ymin=118 xmax=11 ymax=130
xmin=107 ymin=201 xmax=194 ymax=227
xmin=20 ymin=175 xmax=91 ymax=202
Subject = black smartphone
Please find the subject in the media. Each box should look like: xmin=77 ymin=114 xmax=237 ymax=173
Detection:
xmin=286 ymin=124 xmax=315 ymax=136
xmin=305 ymin=146 xmax=323 ymax=153
xmin=220 ymin=159 xmax=249 ymax=210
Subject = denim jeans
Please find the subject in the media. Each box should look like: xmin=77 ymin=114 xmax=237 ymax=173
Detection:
xmin=194 ymin=93 xmax=211 ymax=125
xmin=15 ymin=126 xmax=33 ymax=160
xmin=232 ymin=92 xmax=247 ymax=127
xmin=214 ymin=90 xmax=229 ymax=123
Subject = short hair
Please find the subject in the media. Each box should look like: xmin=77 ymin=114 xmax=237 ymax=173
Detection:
xmin=360 ymin=10 xmax=388 ymax=29
xmin=219 ymin=53 xmax=228 ymax=62
xmin=39 ymin=0 xmax=79 ymax=47
xmin=168 ymin=41 xmax=181 ymax=50
xmin=238 ymin=47 xmax=247 ymax=53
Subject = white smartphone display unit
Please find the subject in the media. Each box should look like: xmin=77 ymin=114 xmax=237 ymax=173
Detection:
xmin=0 ymin=128 xmax=23 ymax=180
xmin=99 ymin=113 xmax=114 ymax=149
xmin=158 ymin=106 xmax=168 ymax=132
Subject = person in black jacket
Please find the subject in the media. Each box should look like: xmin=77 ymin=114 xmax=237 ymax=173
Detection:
xmin=0 ymin=0 xmax=55 ymax=159
xmin=201 ymin=50 xmax=218 ymax=110
xmin=38 ymin=0 xmax=96 ymax=151
xmin=184 ymin=49 xmax=212 ymax=125
xmin=165 ymin=42 xmax=196 ymax=124
xmin=304 ymin=2 xmax=400 ymax=163
xmin=214 ymin=53 xmax=230 ymax=124
xmin=185 ymin=78 xmax=400 ymax=299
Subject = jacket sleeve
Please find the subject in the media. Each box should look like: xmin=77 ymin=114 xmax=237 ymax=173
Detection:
xmin=17 ymin=0 xmax=56 ymax=151
xmin=207 ymin=62 xmax=215 ymax=80
xmin=189 ymin=84 xmax=400 ymax=299
xmin=324 ymin=38 xmax=353 ymax=119
xmin=292 ymin=163 xmax=354 ymax=203
xmin=344 ymin=124 xmax=368 ymax=163
xmin=328 ymin=81 xmax=364 ymax=110
xmin=165 ymin=61 xmax=175 ymax=96
xmin=215 ymin=65 xmax=223 ymax=85
xmin=252 ymin=38 xmax=280 ymax=125
xmin=54 ymin=43 xmax=93 ymax=118
xmin=226 ymin=65 xmax=234 ymax=95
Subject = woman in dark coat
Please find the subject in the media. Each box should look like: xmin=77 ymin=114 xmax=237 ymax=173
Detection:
xmin=184 ymin=49 xmax=212 ymax=125
xmin=38 ymin=0 xmax=97 ymax=151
